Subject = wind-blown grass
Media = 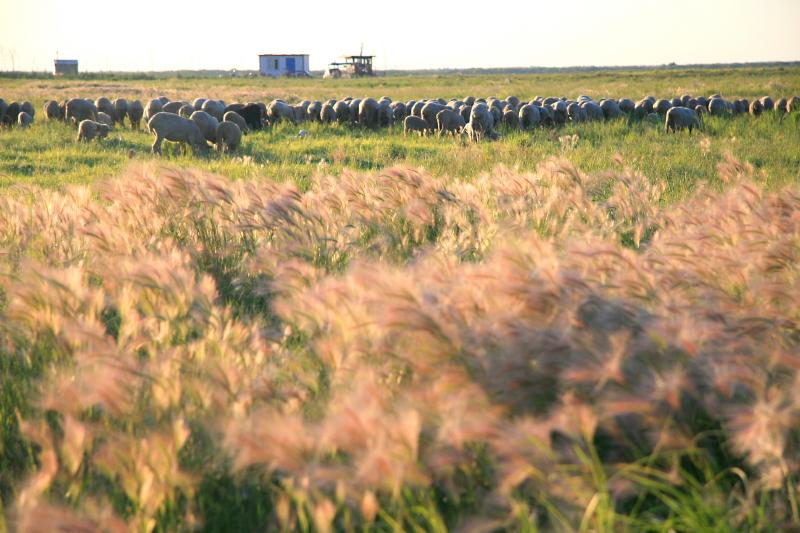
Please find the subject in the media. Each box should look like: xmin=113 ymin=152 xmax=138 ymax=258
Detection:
xmin=1 ymin=157 xmax=798 ymax=531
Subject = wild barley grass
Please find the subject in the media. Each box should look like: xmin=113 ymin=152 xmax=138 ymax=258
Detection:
xmin=0 ymin=157 xmax=798 ymax=531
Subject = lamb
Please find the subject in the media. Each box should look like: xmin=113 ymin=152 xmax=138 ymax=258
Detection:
xmin=189 ymin=110 xmax=219 ymax=143
xmin=76 ymin=119 xmax=111 ymax=141
xmin=127 ymin=100 xmax=144 ymax=129
xmin=113 ymin=98 xmax=128 ymax=127
xmin=17 ymin=111 xmax=33 ymax=128
xmin=223 ymin=111 xmax=249 ymax=134
xmin=147 ymin=112 xmax=208 ymax=155
xmin=665 ymin=107 xmax=701 ymax=133
xmin=436 ymin=108 xmax=466 ymax=136
xmin=215 ymin=121 xmax=242 ymax=152
xmin=403 ymin=115 xmax=428 ymax=136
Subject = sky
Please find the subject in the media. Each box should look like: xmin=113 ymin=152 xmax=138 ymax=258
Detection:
xmin=0 ymin=0 xmax=798 ymax=72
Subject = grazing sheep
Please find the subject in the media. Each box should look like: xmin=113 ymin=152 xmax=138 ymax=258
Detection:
xmin=694 ymin=105 xmax=707 ymax=115
xmin=267 ymin=100 xmax=295 ymax=124
xmin=17 ymin=111 xmax=32 ymax=128
xmin=193 ymin=98 xmax=208 ymax=111
xmin=320 ymin=102 xmax=337 ymax=124
xmin=463 ymin=96 xmax=475 ymax=106
xmin=567 ymin=102 xmax=585 ymax=123
xmin=695 ymin=96 xmax=708 ymax=108
xmin=113 ymin=98 xmax=128 ymax=126
xmin=665 ymin=107 xmax=701 ymax=133
xmin=223 ymin=110 xmax=249 ymax=134
xmin=307 ymin=100 xmax=322 ymax=122
xmin=346 ymin=99 xmax=360 ymax=124
xmin=749 ymin=99 xmax=763 ymax=117
xmin=654 ymin=99 xmax=673 ymax=115
xmin=670 ymin=97 xmax=682 ymax=108
xmin=538 ymin=105 xmax=555 ymax=126
xmin=201 ymin=100 xmax=225 ymax=121
xmin=436 ymin=108 xmax=466 ymax=135
xmin=76 ymin=119 xmax=110 ymax=141
xmin=618 ymin=98 xmax=635 ymax=113
xmin=65 ymin=99 xmax=97 ymax=126
xmin=582 ymin=101 xmax=605 ymax=122
xmin=599 ymin=99 xmax=622 ymax=119
xmin=147 ymin=112 xmax=208 ymax=155
xmin=403 ymin=115 xmax=428 ymax=136
xmin=189 ymin=110 xmax=219 ymax=143
xmin=707 ymin=98 xmax=727 ymax=116
xmin=787 ymin=96 xmax=800 ymax=113
xmin=0 ymin=99 xmax=7 ymax=123
xmin=96 ymin=112 xmax=114 ymax=129
xmin=467 ymin=103 xmax=497 ymax=141
xmin=162 ymin=101 xmax=188 ymax=114
xmin=224 ymin=103 xmax=245 ymax=115
xmin=759 ymin=96 xmax=774 ymax=111
xmin=143 ymin=99 xmax=163 ymax=124
xmin=215 ymin=121 xmax=242 ymax=153
xmin=459 ymin=104 xmax=472 ymax=124
xmin=501 ymin=109 xmax=519 ymax=129
xmin=358 ymin=98 xmax=380 ymax=128
xmin=550 ymin=100 xmax=568 ymax=125
xmin=43 ymin=100 xmax=61 ymax=120
xmin=774 ymin=98 xmax=788 ymax=114
xmin=390 ymin=101 xmax=407 ymax=122
xmin=506 ymin=96 xmax=520 ymax=108
xmin=127 ymin=100 xmax=144 ymax=129
xmin=519 ymin=104 xmax=540 ymax=129
xmin=20 ymin=101 xmax=34 ymax=119
xmin=236 ymin=104 xmax=264 ymax=131
xmin=95 ymin=98 xmax=114 ymax=121
xmin=178 ymin=104 xmax=195 ymax=118
xmin=680 ymin=94 xmax=692 ymax=107
xmin=734 ymin=99 xmax=749 ymax=114
xmin=377 ymin=100 xmax=394 ymax=127
xmin=411 ymin=100 xmax=426 ymax=117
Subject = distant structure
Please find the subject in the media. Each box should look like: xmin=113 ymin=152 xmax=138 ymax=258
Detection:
xmin=54 ymin=59 xmax=78 ymax=76
xmin=324 ymin=55 xmax=375 ymax=79
xmin=258 ymin=54 xmax=310 ymax=77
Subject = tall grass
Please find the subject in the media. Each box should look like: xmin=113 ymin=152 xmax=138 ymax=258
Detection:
xmin=0 ymin=156 xmax=798 ymax=531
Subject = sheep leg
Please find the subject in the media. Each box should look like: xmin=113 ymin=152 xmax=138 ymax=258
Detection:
xmin=151 ymin=133 xmax=163 ymax=155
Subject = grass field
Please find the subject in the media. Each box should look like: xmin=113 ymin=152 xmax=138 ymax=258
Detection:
xmin=1 ymin=67 xmax=800 ymax=532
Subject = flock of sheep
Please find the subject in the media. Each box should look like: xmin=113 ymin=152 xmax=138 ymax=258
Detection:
xmin=1 ymin=91 xmax=798 ymax=155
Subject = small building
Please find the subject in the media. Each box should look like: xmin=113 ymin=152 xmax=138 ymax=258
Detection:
xmin=258 ymin=54 xmax=310 ymax=77
xmin=324 ymin=55 xmax=375 ymax=78
xmin=54 ymin=59 xmax=78 ymax=76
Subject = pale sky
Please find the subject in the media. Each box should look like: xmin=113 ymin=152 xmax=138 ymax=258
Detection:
xmin=1 ymin=0 xmax=798 ymax=72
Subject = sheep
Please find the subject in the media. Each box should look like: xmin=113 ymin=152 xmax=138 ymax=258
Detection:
xmin=147 ymin=112 xmax=208 ymax=155
xmin=348 ymin=99 xmax=361 ymax=124
xmin=788 ymin=96 xmax=800 ymax=113
xmin=501 ymin=109 xmax=519 ymax=130
xmin=96 ymin=112 xmax=114 ymax=129
xmin=567 ymin=102 xmax=584 ymax=123
xmin=680 ymin=94 xmax=692 ymax=107
xmin=189 ymin=110 xmax=219 ymax=143
xmin=222 ymin=110 xmax=249 ymax=134
xmin=670 ymin=97 xmax=682 ymax=108
xmin=20 ymin=101 xmax=34 ymax=119
xmin=519 ymin=104 xmax=540 ymax=129
xmin=403 ymin=115 xmax=428 ymax=136
xmin=320 ymin=102 xmax=337 ymax=124
xmin=506 ymin=96 xmax=520 ymax=108
xmin=0 ymin=99 xmax=7 ymax=123
xmin=654 ymin=99 xmax=673 ymax=115
xmin=201 ymin=100 xmax=225 ymax=121
xmin=377 ymin=100 xmax=394 ymax=127
xmin=113 ymin=98 xmax=128 ymax=127
xmin=236 ymin=104 xmax=264 ymax=131
xmin=267 ymin=99 xmax=295 ymax=124
xmin=466 ymin=103 xmax=497 ymax=141
xmin=707 ymin=98 xmax=727 ymax=116
xmin=127 ymin=100 xmax=144 ymax=129
xmin=459 ymin=104 xmax=472 ymax=124
xmin=599 ymin=99 xmax=622 ymax=119
xmin=618 ymin=98 xmax=635 ymax=113
xmin=774 ymin=98 xmax=788 ymax=114
xmin=358 ymin=98 xmax=380 ymax=128
xmin=178 ymin=104 xmax=195 ymax=118
xmin=95 ymin=97 xmax=115 ymax=121
xmin=193 ymin=98 xmax=208 ymax=111
xmin=749 ymin=99 xmax=763 ymax=117
xmin=463 ymin=96 xmax=476 ymax=106
xmin=162 ymin=101 xmax=188 ymax=114
xmin=143 ymin=99 xmax=163 ymax=124
xmin=759 ymin=96 xmax=774 ymax=111
xmin=76 ymin=119 xmax=110 ymax=141
xmin=224 ymin=103 xmax=245 ymax=115
xmin=157 ymin=96 xmax=170 ymax=106
xmin=307 ymin=101 xmax=322 ymax=122
xmin=43 ymin=100 xmax=61 ymax=120
xmin=65 ymin=99 xmax=97 ymax=126
xmin=694 ymin=105 xmax=707 ymax=115
xmin=17 ymin=111 xmax=32 ymax=128
xmin=411 ymin=100 xmax=426 ymax=117
xmin=436 ymin=108 xmax=466 ymax=136
xmin=665 ymin=107 xmax=701 ymax=133
xmin=390 ymin=101 xmax=407 ymax=122
xmin=582 ymin=101 xmax=605 ymax=122
xmin=215 ymin=121 xmax=242 ymax=153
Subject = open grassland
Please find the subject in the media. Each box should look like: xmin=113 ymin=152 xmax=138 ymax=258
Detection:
xmin=1 ymin=66 xmax=799 ymax=199
xmin=1 ymin=67 xmax=800 ymax=531
xmin=1 ymin=159 xmax=799 ymax=531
